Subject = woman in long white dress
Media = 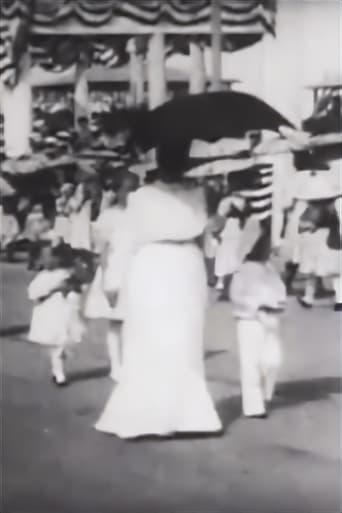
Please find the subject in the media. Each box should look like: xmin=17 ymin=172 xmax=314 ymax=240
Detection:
xmin=95 ymin=163 xmax=222 ymax=439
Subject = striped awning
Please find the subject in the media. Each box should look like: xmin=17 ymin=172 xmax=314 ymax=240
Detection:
xmin=1 ymin=1 xmax=275 ymax=32
xmin=0 ymin=113 xmax=5 ymax=158
xmin=1 ymin=1 xmax=276 ymax=85
xmin=0 ymin=20 xmax=16 ymax=85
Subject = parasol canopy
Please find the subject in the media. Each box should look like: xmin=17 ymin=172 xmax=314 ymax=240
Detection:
xmin=133 ymin=91 xmax=294 ymax=151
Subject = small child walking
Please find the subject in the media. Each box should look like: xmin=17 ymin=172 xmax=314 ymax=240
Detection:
xmin=230 ymin=220 xmax=286 ymax=418
xmin=84 ymin=170 xmax=139 ymax=382
xmin=27 ymin=242 xmax=85 ymax=385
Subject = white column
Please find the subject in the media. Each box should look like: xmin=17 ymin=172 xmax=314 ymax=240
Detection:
xmin=211 ymin=0 xmax=222 ymax=91
xmin=147 ymin=32 xmax=166 ymax=110
xmin=189 ymin=39 xmax=206 ymax=94
xmin=2 ymin=52 xmax=32 ymax=158
xmin=74 ymin=58 xmax=89 ymax=125
xmin=135 ymin=50 xmax=145 ymax=106
xmin=127 ymin=37 xmax=145 ymax=107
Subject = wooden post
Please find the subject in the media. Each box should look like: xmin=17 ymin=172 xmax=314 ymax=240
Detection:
xmin=189 ymin=38 xmax=206 ymax=94
xmin=147 ymin=32 xmax=166 ymax=110
xmin=211 ymin=0 xmax=222 ymax=91
xmin=127 ymin=38 xmax=137 ymax=106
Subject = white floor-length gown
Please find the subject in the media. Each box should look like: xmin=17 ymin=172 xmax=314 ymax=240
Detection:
xmin=95 ymin=182 xmax=222 ymax=438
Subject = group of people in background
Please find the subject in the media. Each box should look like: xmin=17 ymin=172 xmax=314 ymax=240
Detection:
xmin=284 ymin=194 xmax=342 ymax=311
xmin=25 ymin=170 xmax=138 ymax=387
xmin=203 ymin=174 xmax=342 ymax=312
xmin=1 ymin=152 xmax=341 ymax=440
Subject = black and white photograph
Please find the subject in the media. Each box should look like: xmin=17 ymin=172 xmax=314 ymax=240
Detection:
xmin=0 ymin=1 xmax=341 ymax=512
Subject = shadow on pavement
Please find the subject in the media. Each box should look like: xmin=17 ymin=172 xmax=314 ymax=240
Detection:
xmin=68 ymin=365 xmax=110 ymax=383
xmin=0 ymin=324 xmax=30 ymax=337
xmin=205 ymin=349 xmax=228 ymax=360
xmin=216 ymin=376 xmax=341 ymax=430
xmin=274 ymin=376 xmax=341 ymax=408
xmin=217 ymin=395 xmax=242 ymax=430
xmin=129 ymin=430 xmax=226 ymax=443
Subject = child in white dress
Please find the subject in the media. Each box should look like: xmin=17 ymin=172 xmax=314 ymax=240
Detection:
xmin=297 ymin=197 xmax=342 ymax=310
xmin=53 ymin=183 xmax=74 ymax=244
xmin=28 ymin=242 xmax=85 ymax=385
xmin=84 ymin=171 xmax=139 ymax=382
xmin=214 ymin=195 xmax=247 ymax=299
xmin=68 ymin=182 xmax=92 ymax=251
xmin=0 ymin=201 xmax=20 ymax=260
xmin=230 ymin=220 xmax=286 ymax=418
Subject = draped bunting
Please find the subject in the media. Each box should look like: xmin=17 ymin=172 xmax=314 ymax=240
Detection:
xmin=0 ymin=113 xmax=5 ymax=158
xmin=1 ymin=1 xmax=275 ymax=29
xmin=0 ymin=1 xmax=276 ymax=85
xmin=0 ymin=20 xmax=16 ymax=85
xmin=29 ymin=35 xmax=129 ymax=71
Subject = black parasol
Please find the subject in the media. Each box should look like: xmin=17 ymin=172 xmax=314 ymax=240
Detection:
xmin=133 ymin=91 xmax=294 ymax=151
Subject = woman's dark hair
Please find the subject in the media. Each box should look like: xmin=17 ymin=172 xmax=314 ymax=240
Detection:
xmin=123 ymin=172 xmax=140 ymax=192
xmin=107 ymin=169 xmax=139 ymax=194
xmin=37 ymin=240 xmax=72 ymax=269
xmin=144 ymin=169 xmax=159 ymax=184
xmin=204 ymin=182 xmax=222 ymax=216
xmin=156 ymin=141 xmax=191 ymax=184
xmin=77 ymin=116 xmax=88 ymax=125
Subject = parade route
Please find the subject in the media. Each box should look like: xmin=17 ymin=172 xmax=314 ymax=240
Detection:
xmin=1 ymin=263 xmax=340 ymax=513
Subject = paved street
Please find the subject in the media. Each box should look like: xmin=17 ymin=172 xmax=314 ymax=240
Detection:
xmin=1 ymin=262 xmax=340 ymax=513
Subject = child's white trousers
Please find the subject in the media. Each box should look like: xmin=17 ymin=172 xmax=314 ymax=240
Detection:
xmin=237 ymin=318 xmax=282 ymax=416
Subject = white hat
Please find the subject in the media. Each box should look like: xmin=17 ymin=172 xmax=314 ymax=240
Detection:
xmin=33 ymin=119 xmax=45 ymax=129
xmin=189 ymin=138 xmax=250 ymax=159
xmin=294 ymin=170 xmax=342 ymax=201
xmin=56 ymin=131 xmax=72 ymax=140
xmin=186 ymin=155 xmax=273 ymax=178
xmin=45 ymin=136 xmax=58 ymax=145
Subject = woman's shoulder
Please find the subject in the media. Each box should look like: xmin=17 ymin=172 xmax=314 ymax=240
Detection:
xmin=96 ymin=206 xmax=122 ymax=222
xmin=126 ymin=185 xmax=159 ymax=210
xmin=126 ymin=183 xmax=206 ymax=227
